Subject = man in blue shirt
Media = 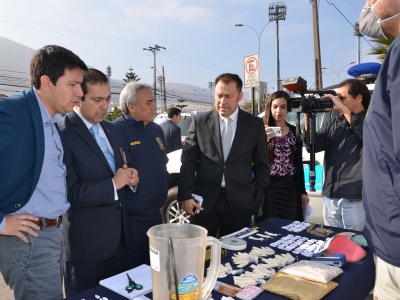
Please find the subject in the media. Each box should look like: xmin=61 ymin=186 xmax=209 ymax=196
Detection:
xmin=0 ymin=45 xmax=87 ymax=300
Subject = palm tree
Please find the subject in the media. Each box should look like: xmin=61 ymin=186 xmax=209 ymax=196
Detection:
xmin=368 ymin=38 xmax=394 ymax=62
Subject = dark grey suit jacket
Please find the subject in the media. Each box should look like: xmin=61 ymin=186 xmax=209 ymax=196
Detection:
xmin=160 ymin=119 xmax=182 ymax=154
xmin=178 ymin=108 xmax=269 ymax=218
xmin=59 ymin=111 xmax=130 ymax=263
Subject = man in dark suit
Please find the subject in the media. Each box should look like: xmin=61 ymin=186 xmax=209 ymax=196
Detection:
xmin=0 ymin=45 xmax=87 ymax=300
xmin=160 ymin=107 xmax=183 ymax=153
xmin=58 ymin=68 xmax=139 ymax=296
xmin=178 ymin=73 xmax=269 ymax=237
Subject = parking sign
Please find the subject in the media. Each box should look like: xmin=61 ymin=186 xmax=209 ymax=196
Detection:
xmin=244 ymin=54 xmax=259 ymax=88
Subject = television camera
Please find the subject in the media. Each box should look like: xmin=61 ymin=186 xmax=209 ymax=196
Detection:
xmin=281 ymin=76 xmax=337 ymax=191
xmin=282 ymin=76 xmax=336 ymax=113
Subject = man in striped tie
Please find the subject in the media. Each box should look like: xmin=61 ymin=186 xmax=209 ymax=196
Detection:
xmin=58 ymin=68 xmax=139 ymax=296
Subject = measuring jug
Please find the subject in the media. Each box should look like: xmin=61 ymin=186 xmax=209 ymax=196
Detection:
xmin=147 ymin=223 xmax=221 ymax=300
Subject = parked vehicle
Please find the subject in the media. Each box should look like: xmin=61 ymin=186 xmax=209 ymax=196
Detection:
xmin=155 ymin=112 xmax=195 ymax=223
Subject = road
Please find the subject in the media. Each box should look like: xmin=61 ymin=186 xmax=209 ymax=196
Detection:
xmin=0 ymin=273 xmax=66 ymax=299
xmin=0 ymin=273 xmax=13 ymax=300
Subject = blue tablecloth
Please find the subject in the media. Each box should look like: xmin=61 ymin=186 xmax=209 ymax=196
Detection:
xmin=66 ymin=218 xmax=375 ymax=300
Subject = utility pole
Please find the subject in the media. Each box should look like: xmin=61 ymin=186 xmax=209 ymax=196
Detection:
xmin=162 ymin=66 xmax=166 ymax=112
xmin=157 ymin=75 xmax=163 ymax=112
xmin=354 ymin=22 xmax=362 ymax=65
xmin=208 ymin=81 xmax=214 ymax=109
xmin=143 ymin=44 xmax=166 ymax=116
xmin=106 ymin=65 xmax=112 ymax=112
xmin=311 ymin=0 xmax=323 ymax=90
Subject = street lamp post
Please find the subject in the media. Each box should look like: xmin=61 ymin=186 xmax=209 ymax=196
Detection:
xmin=269 ymin=3 xmax=287 ymax=90
xmin=235 ymin=22 xmax=272 ymax=114
xmin=321 ymin=67 xmax=338 ymax=85
xmin=338 ymin=62 xmax=356 ymax=83
xmin=322 ymin=61 xmax=356 ymax=84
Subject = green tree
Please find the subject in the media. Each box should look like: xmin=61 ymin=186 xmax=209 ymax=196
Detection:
xmin=167 ymin=104 xmax=177 ymax=111
xmin=259 ymin=93 xmax=269 ymax=111
xmin=106 ymin=65 xmax=112 ymax=78
xmin=241 ymin=93 xmax=270 ymax=115
xmin=369 ymin=38 xmax=394 ymax=62
xmin=105 ymin=106 xmax=122 ymax=121
xmin=176 ymin=98 xmax=188 ymax=110
xmin=241 ymin=99 xmax=252 ymax=113
xmin=123 ymin=66 xmax=141 ymax=82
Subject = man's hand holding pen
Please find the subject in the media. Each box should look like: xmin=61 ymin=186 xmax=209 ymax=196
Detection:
xmin=113 ymin=166 xmax=139 ymax=190
xmin=113 ymin=146 xmax=139 ymax=190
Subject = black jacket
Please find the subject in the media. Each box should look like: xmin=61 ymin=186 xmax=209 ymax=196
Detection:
xmin=178 ymin=108 xmax=269 ymax=218
xmin=160 ymin=119 xmax=182 ymax=154
xmin=113 ymin=114 xmax=169 ymax=221
xmin=305 ymin=111 xmax=365 ymax=200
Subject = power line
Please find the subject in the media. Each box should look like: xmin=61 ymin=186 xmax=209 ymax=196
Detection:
xmin=325 ymin=0 xmax=373 ymax=47
xmin=345 ymin=0 xmax=360 ymax=14
xmin=0 ymin=12 xmax=232 ymax=75
xmin=0 ymin=12 xmax=148 ymax=48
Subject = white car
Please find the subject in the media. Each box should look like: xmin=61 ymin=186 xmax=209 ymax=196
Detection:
xmin=155 ymin=112 xmax=195 ymax=223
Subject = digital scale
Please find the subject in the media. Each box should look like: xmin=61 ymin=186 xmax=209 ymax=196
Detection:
xmin=220 ymin=238 xmax=247 ymax=251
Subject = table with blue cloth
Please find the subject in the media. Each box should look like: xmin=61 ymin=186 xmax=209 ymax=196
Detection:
xmin=65 ymin=218 xmax=375 ymax=300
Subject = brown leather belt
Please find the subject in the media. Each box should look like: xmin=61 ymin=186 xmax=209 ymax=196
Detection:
xmin=32 ymin=216 xmax=62 ymax=229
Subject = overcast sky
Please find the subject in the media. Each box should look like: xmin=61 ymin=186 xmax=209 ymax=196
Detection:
xmin=0 ymin=0 xmax=375 ymax=90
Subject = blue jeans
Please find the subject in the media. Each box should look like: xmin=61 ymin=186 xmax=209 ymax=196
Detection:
xmin=322 ymin=196 xmax=365 ymax=231
xmin=0 ymin=227 xmax=63 ymax=300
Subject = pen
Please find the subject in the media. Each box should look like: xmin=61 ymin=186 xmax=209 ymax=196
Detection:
xmin=119 ymin=146 xmax=128 ymax=165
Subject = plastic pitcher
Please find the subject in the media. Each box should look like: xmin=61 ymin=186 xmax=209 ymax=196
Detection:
xmin=147 ymin=223 xmax=221 ymax=300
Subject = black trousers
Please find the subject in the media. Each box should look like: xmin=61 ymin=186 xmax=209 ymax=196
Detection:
xmin=63 ymin=235 xmax=128 ymax=297
xmin=127 ymin=216 xmax=162 ymax=269
xmin=190 ymin=189 xmax=252 ymax=238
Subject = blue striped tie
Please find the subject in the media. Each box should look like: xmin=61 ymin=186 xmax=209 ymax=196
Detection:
xmin=90 ymin=124 xmax=116 ymax=173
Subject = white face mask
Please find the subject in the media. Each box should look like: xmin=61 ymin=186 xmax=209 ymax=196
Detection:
xmin=359 ymin=0 xmax=400 ymax=39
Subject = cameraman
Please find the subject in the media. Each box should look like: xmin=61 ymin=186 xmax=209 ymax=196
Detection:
xmin=304 ymin=78 xmax=370 ymax=231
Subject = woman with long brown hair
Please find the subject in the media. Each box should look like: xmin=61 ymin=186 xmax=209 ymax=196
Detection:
xmin=258 ymin=90 xmax=309 ymax=221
